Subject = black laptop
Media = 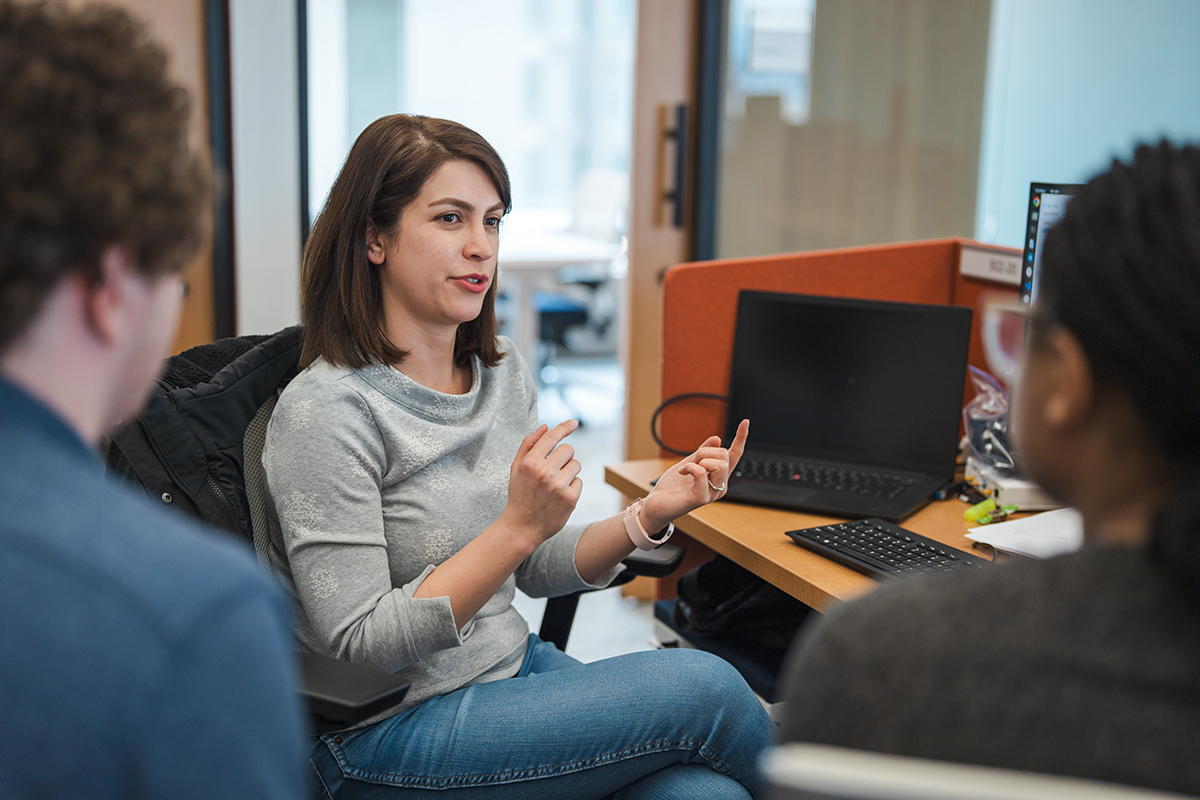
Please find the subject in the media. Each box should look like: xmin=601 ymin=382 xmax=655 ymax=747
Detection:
xmin=724 ymin=290 xmax=972 ymax=521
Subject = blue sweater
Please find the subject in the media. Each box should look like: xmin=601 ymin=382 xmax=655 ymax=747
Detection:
xmin=0 ymin=376 xmax=307 ymax=798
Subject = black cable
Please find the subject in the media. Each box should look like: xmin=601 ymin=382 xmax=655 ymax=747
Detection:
xmin=650 ymin=393 xmax=729 ymax=456
xmin=971 ymin=541 xmax=999 ymax=563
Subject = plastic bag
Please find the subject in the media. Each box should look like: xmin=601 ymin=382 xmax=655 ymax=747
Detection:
xmin=963 ymin=366 xmax=1017 ymax=476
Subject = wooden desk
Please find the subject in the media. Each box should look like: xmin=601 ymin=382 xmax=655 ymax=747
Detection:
xmin=605 ymin=459 xmax=988 ymax=613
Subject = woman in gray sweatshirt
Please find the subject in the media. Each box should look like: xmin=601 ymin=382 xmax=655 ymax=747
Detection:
xmin=263 ymin=114 xmax=774 ymax=800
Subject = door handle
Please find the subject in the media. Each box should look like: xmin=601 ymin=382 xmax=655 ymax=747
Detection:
xmin=656 ymin=103 xmax=689 ymax=229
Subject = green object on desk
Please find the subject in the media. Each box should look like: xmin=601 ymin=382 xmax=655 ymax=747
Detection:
xmin=973 ymin=502 xmax=1020 ymax=525
xmin=964 ymin=498 xmax=996 ymax=522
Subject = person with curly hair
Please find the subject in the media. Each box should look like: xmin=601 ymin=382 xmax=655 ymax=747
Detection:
xmin=0 ymin=2 xmax=306 ymax=797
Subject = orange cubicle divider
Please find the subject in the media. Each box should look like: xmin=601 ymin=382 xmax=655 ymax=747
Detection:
xmin=657 ymin=237 xmax=1020 ymax=456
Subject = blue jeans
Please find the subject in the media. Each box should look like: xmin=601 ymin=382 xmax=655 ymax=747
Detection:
xmin=309 ymin=635 xmax=774 ymax=799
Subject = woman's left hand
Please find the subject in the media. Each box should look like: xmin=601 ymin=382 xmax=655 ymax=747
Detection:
xmin=639 ymin=419 xmax=749 ymax=534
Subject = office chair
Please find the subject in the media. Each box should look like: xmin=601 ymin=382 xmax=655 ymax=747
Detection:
xmin=534 ymin=290 xmax=590 ymax=369
xmin=105 ymin=326 xmax=682 ymax=731
xmin=763 ymin=744 xmax=1195 ymax=800
xmin=533 ymin=169 xmax=627 ymax=410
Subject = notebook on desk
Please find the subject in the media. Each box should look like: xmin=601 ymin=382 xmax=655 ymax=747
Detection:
xmin=723 ymin=290 xmax=972 ymax=521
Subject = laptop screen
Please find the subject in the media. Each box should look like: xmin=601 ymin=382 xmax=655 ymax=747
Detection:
xmin=1021 ymin=182 xmax=1083 ymax=304
xmin=725 ymin=291 xmax=972 ymax=477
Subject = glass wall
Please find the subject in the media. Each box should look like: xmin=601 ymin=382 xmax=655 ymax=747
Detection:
xmin=701 ymin=0 xmax=1200 ymax=259
xmin=306 ymin=0 xmax=636 ymax=226
xmin=975 ymin=0 xmax=1200 ymax=249
xmin=709 ymin=0 xmax=992 ymax=259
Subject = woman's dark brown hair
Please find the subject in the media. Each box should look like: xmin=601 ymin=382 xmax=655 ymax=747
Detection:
xmin=300 ymin=114 xmax=512 ymax=370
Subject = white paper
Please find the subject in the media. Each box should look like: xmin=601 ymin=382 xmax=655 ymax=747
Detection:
xmin=966 ymin=507 xmax=1084 ymax=559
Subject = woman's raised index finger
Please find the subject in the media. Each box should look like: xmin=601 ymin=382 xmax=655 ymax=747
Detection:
xmin=728 ymin=419 xmax=750 ymax=468
xmin=529 ymin=418 xmax=579 ymax=458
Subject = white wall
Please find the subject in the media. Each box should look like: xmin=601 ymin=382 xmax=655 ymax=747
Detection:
xmin=975 ymin=0 xmax=1200 ymax=248
xmin=229 ymin=0 xmax=303 ymax=335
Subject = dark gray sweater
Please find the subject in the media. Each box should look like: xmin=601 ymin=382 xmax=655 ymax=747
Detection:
xmin=780 ymin=545 xmax=1200 ymax=794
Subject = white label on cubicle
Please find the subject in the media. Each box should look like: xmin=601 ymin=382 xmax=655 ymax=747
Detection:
xmin=959 ymin=244 xmax=1021 ymax=286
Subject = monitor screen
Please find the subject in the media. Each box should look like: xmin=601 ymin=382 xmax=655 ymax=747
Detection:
xmin=1021 ymin=182 xmax=1083 ymax=304
xmin=725 ymin=291 xmax=972 ymax=476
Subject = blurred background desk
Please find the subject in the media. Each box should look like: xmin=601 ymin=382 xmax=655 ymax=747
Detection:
xmin=605 ymin=459 xmax=986 ymax=612
xmin=498 ymin=224 xmax=623 ymax=371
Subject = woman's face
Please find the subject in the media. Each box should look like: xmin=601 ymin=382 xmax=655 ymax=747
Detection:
xmin=367 ymin=159 xmax=504 ymax=336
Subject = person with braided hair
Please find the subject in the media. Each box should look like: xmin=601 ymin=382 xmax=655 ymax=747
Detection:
xmin=777 ymin=141 xmax=1200 ymax=795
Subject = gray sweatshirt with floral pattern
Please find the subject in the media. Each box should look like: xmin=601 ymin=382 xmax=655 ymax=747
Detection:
xmin=262 ymin=338 xmax=617 ymax=717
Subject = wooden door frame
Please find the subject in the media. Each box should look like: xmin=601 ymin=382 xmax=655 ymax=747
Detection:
xmin=623 ymin=0 xmax=705 ymax=461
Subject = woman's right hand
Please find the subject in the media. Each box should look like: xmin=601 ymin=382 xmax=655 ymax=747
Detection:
xmin=500 ymin=419 xmax=583 ymax=547
xmin=412 ymin=420 xmax=581 ymax=628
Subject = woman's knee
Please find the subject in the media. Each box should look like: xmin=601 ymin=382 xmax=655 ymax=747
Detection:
xmin=624 ymin=649 xmax=764 ymax=721
xmin=672 ymin=650 xmax=757 ymax=700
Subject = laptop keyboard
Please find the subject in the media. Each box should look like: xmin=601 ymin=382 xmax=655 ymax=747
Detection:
xmin=787 ymin=518 xmax=992 ymax=578
xmin=733 ymin=457 xmax=918 ymax=500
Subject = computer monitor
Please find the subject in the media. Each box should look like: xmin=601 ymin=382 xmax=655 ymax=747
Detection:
xmin=1020 ymin=182 xmax=1084 ymax=304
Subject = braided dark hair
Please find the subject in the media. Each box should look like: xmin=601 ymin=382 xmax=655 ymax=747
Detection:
xmin=1037 ymin=141 xmax=1200 ymax=591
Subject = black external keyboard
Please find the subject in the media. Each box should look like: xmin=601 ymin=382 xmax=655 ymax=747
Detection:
xmin=735 ymin=457 xmax=917 ymax=500
xmin=786 ymin=518 xmax=992 ymax=579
